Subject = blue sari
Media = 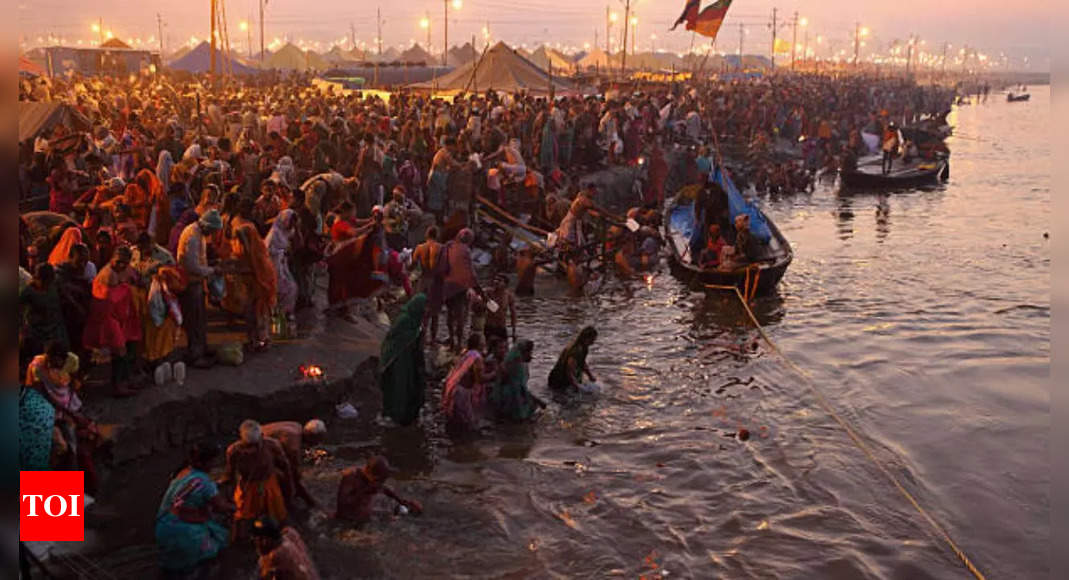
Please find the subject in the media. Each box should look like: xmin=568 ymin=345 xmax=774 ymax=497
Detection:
xmin=155 ymin=469 xmax=228 ymax=573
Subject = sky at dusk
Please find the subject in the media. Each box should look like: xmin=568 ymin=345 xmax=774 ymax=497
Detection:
xmin=17 ymin=0 xmax=1051 ymax=68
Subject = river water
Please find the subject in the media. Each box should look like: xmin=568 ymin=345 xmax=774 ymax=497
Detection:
xmin=92 ymin=87 xmax=1050 ymax=579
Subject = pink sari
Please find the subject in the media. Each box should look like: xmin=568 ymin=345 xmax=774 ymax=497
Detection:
xmin=83 ymin=270 xmax=143 ymax=351
xmin=441 ymin=349 xmax=484 ymax=431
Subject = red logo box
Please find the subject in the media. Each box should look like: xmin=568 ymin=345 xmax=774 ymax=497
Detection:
xmin=20 ymin=471 xmax=85 ymax=542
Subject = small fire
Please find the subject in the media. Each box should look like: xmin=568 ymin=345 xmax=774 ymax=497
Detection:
xmin=644 ymin=274 xmax=655 ymax=289
xmin=299 ymin=364 xmax=324 ymax=379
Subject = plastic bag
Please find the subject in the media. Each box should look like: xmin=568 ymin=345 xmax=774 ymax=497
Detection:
xmin=335 ymin=402 xmax=359 ymax=419
xmin=207 ymin=274 xmax=226 ymax=301
xmin=214 ymin=342 xmax=244 ymax=366
xmin=148 ymin=278 xmax=167 ymax=327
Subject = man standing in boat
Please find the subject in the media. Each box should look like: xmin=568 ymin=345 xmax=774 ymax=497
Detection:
xmin=881 ymin=122 xmax=901 ymax=175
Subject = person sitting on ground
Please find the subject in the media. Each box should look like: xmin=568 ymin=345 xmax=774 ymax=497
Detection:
xmin=731 ymin=214 xmax=758 ymax=265
xmin=220 ymin=419 xmax=292 ymax=539
xmin=335 ymin=455 xmax=422 ymax=524
xmin=699 ymin=224 xmax=725 ymax=269
xmin=250 ymin=516 xmax=321 ymax=580
xmin=261 ymin=419 xmax=328 ymax=510
xmin=548 ymin=326 xmax=598 ymax=392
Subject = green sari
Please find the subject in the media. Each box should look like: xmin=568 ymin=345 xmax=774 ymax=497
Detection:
xmin=379 ymin=294 xmax=428 ymax=426
xmin=491 ymin=342 xmax=537 ymax=421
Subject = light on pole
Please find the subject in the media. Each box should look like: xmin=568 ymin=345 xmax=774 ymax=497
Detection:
xmin=444 ymin=0 xmax=462 ymax=66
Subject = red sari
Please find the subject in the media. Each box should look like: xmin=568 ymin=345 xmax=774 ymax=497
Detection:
xmin=326 ymin=227 xmax=385 ymax=307
xmin=82 ymin=267 xmax=143 ymax=351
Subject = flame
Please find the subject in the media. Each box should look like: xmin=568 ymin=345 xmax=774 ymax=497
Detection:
xmin=644 ymin=274 xmax=654 ymax=289
xmin=299 ymin=364 xmax=324 ymax=379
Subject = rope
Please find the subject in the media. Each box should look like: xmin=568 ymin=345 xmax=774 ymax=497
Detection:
xmin=704 ymin=282 xmax=988 ymax=580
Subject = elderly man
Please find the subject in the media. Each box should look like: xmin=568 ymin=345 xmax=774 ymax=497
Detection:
xmin=261 ymin=420 xmax=327 ymax=509
xmin=176 ymin=209 xmax=222 ymax=368
xmin=221 ymin=420 xmax=292 ymax=539
xmin=335 ymin=455 xmax=422 ymax=524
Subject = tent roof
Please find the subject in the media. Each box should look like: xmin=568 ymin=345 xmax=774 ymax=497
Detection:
xmin=577 ymin=47 xmax=619 ymax=69
xmin=168 ymin=42 xmax=258 ymax=75
xmin=19 ymin=55 xmax=45 ymax=77
xmin=528 ymin=46 xmax=574 ymax=72
xmin=447 ymin=42 xmax=477 ymax=67
xmin=410 ymin=41 xmax=574 ymax=95
xmin=19 ymin=101 xmax=91 ymax=142
xmin=101 ymin=38 xmax=132 ymax=50
xmin=265 ymin=43 xmax=329 ymax=71
xmin=400 ymin=43 xmax=435 ymax=64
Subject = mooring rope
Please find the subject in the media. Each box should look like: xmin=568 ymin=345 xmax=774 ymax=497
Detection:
xmin=705 ymin=282 xmax=987 ymax=580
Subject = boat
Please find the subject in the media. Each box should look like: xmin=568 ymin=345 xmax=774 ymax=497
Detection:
xmin=1007 ymin=92 xmax=1030 ymax=102
xmin=840 ymin=155 xmax=949 ymax=189
xmin=663 ymin=167 xmax=793 ymax=296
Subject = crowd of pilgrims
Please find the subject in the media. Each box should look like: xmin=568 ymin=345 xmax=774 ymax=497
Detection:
xmin=17 ymin=70 xmax=955 ymax=578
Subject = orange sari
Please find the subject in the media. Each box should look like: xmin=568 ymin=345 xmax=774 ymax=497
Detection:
xmin=223 ymin=219 xmax=277 ymax=319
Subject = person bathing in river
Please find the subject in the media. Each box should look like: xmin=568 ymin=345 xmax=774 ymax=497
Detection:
xmin=335 ymin=455 xmax=422 ymax=524
xmin=490 ymin=339 xmax=546 ymax=421
xmin=221 ymin=419 xmax=292 ymax=539
xmin=379 ymin=294 xmax=428 ymax=427
xmin=548 ymin=326 xmax=598 ymax=392
xmin=441 ymin=333 xmax=488 ymax=434
xmin=262 ymin=419 xmax=327 ymax=510
xmin=484 ymin=274 xmax=517 ymax=344
xmin=440 ymin=228 xmax=484 ymax=351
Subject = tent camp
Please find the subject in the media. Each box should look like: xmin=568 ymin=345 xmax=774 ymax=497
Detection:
xmin=369 ymin=46 xmax=402 ymax=63
xmin=528 ymin=45 xmax=575 ymax=74
xmin=166 ymin=45 xmax=192 ymax=64
xmin=19 ymin=101 xmax=91 ymax=142
xmin=20 ymin=55 xmax=45 ymax=77
xmin=169 ymin=42 xmax=258 ymax=75
xmin=100 ymin=38 xmax=133 ymax=50
xmin=577 ymin=47 xmax=620 ymax=70
xmin=409 ymin=41 xmax=575 ymax=95
xmin=447 ymin=42 xmax=477 ymax=67
xmin=399 ymin=43 xmax=435 ymax=65
xmin=265 ymin=43 xmax=330 ymax=71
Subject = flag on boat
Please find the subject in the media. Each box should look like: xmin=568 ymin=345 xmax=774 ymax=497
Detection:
xmin=672 ymin=0 xmax=735 ymax=40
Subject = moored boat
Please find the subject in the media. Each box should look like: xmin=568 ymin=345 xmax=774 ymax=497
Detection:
xmin=840 ymin=156 xmax=949 ymax=189
xmin=663 ymin=167 xmax=793 ymax=296
xmin=1007 ymin=92 xmax=1030 ymax=102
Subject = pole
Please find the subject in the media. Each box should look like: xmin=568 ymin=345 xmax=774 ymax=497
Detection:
xmin=377 ymin=7 xmax=383 ymax=56
xmin=770 ymin=8 xmax=777 ymax=69
xmin=247 ymin=16 xmax=253 ymax=59
xmin=942 ymin=41 xmax=948 ymax=76
xmin=605 ymin=5 xmax=610 ymax=58
xmin=443 ymin=0 xmax=448 ymax=67
xmin=803 ymin=28 xmax=808 ymax=71
xmin=157 ymin=13 xmax=164 ymax=56
xmin=426 ymin=12 xmax=431 ymax=52
xmin=210 ymin=0 xmax=217 ymax=85
xmin=737 ymin=22 xmax=744 ymax=72
xmin=621 ymin=0 xmax=630 ymax=73
xmin=906 ymin=35 xmax=914 ymax=76
xmin=631 ymin=17 xmax=636 ymax=57
xmin=791 ymin=11 xmax=798 ymax=70
xmin=853 ymin=21 xmax=860 ymax=70
xmin=259 ymin=0 xmax=264 ymax=62
xmin=350 ymin=23 xmax=356 ymax=53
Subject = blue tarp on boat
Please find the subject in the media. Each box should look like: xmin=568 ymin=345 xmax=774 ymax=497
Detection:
xmin=714 ymin=166 xmax=771 ymax=242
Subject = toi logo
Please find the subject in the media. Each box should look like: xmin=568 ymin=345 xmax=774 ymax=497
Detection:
xmin=20 ymin=471 xmax=85 ymax=542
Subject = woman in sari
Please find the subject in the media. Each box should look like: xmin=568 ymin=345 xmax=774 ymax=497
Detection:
xmin=378 ymin=294 xmax=427 ymax=426
xmin=156 ymin=442 xmax=232 ymax=579
xmin=48 ymin=226 xmax=85 ymax=269
xmin=490 ymin=339 xmax=544 ymax=421
xmin=83 ymin=246 xmax=143 ymax=396
xmin=547 ymin=326 xmax=598 ymax=392
xmin=223 ymin=200 xmax=277 ymax=350
xmin=144 ymin=266 xmax=186 ymax=383
xmin=265 ymin=209 xmax=299 ymax=332
xmin=441 ymin=333 xmax=485 ymax=434
xmin=19 ymin=263 xmax=69 ymax=371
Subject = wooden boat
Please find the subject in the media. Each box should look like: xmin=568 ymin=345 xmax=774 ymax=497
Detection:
xmin=840 ymin=155 xmax=949 ymax=189
xmin=1007 ymin=92 xmax=1031 ymax=102
xmin=663 ymin=168 xmax=793 ymax=296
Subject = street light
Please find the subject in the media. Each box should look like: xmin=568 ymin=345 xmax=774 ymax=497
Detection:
xmin=444 ymin=0 xmax=462 ymax=65
xmin=630 ymin=16 xmax=637 ymax=56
